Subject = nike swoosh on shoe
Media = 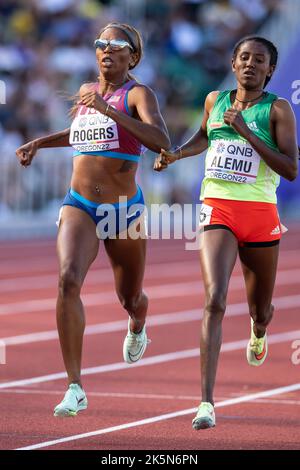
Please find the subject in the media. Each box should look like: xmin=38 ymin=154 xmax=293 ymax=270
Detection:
xmin=254 ymin=343 xmax=266 ymax=361
xmin=128 ymin=346 xmax=144 ymax=362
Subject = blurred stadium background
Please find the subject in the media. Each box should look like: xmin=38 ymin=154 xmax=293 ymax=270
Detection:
xmin=0 ymin=0 xmax=299 ymax=239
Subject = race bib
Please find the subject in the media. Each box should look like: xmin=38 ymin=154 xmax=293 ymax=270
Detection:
xmin=69 ymin=106 xmax=119 ymax=152
xmin=205 ymin=139 xmax=261 ymax=184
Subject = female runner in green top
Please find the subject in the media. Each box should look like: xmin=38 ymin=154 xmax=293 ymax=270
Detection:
xmin=154 ymin=36 xmax=298 ymax=429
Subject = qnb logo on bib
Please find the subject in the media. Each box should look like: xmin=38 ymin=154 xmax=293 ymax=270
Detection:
xmin=205 ymin=139 xmax=261 ymax=184
xmin=70 ymin=107 xmax=120 ymax=152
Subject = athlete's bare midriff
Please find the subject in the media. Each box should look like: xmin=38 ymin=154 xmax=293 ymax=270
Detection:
xmin=71 ymin=154 xmax=138 ymax=203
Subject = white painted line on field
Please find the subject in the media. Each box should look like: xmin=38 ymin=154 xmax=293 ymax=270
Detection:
xmin=0 ymin=388 xmax=212 ymax=401
xmin=1 ymin=266 xmax=300 ymax=316
xmin=1 ymin=328 xmax=299 ymax=390
xmin=0 ymin=243 xmax=193 ymax=275
xmin=1 ymin=244 xmax=299 ymax=274
xmin=0 ymin=256 xmax=299 ymax=293
xmin=0 ymin=261 xmax=200 ymax=292
xmin=1 ymin=293 xmax=300 ymax=346
xmin=2 ymin=388 xmax=300 ymax=407
xmin=15 ymin=382 xmax=300 ymax=450
xmin=0 ymin=280 xmax=201 ymax=315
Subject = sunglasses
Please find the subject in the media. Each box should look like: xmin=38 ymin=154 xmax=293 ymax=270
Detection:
xmin=94 ymin=38 xmax=134 ymax=52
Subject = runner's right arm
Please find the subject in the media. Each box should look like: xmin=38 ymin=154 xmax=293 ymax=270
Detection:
xmin=16 ymin=128 xmax=71 ymax=167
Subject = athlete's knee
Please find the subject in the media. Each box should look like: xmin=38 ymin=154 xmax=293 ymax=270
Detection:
xmin=58 ymin=266 xmax=83 ymax=298
xmin=205 ymin=289 xmax=227 ymax=317
xmin=119 ymin=291 xmax=148 ymax=313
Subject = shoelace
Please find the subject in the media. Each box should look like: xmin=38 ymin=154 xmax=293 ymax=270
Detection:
xmin=250 ymin=336 xmax=265 ymax=354
xmin=126 ymin=332 xmax=151 ymax=347
xmin=199 ymin=403 xmax=213 ymax=412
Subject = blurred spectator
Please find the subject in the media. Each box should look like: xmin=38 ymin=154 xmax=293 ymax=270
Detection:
xmin=0 ymin=0 xmax=279 ymax=217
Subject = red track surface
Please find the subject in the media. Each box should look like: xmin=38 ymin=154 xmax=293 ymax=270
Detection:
xmin=0 ymin=228 xmax=300 ymax=450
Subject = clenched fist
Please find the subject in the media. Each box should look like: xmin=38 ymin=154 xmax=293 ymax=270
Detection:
xmin=80 ymin=90 xmax=107 ymax=114
xmin=153 ymin=148 xmax=180 ymax=172
xmin=16 ymin=140 xmax=39 ymax=167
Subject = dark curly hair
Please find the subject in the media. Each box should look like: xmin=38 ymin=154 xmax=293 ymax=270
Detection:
xmin=232 ymin=36 xmax=278 ymax=88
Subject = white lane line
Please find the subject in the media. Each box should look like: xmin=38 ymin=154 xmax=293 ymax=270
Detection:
xmin=2 ymin=293 xmax=300 ymax=345
xmin=15 ymin=382 xmax=300 ymax=450
xmin=2 ymin=388 xmax=300 ymax=407
xmin=1 ymin=328 xmax=299 ymax=390
xmin=1 ymin=266 xmax=300 ymax=316
xmin=2 ymin=244 xmax=299 ymax=273
xmin=0 ymin=388 xmax=218 ymax=401
xmin=0 ymin=257 xmax=299 ymax=293
xmin=0 ymin=245 xmax=192 ymax=275
xmin=0 ymin=280 xmax=202 ymax=315
xmin=0 ymin=261 xmax=201 ymax=292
